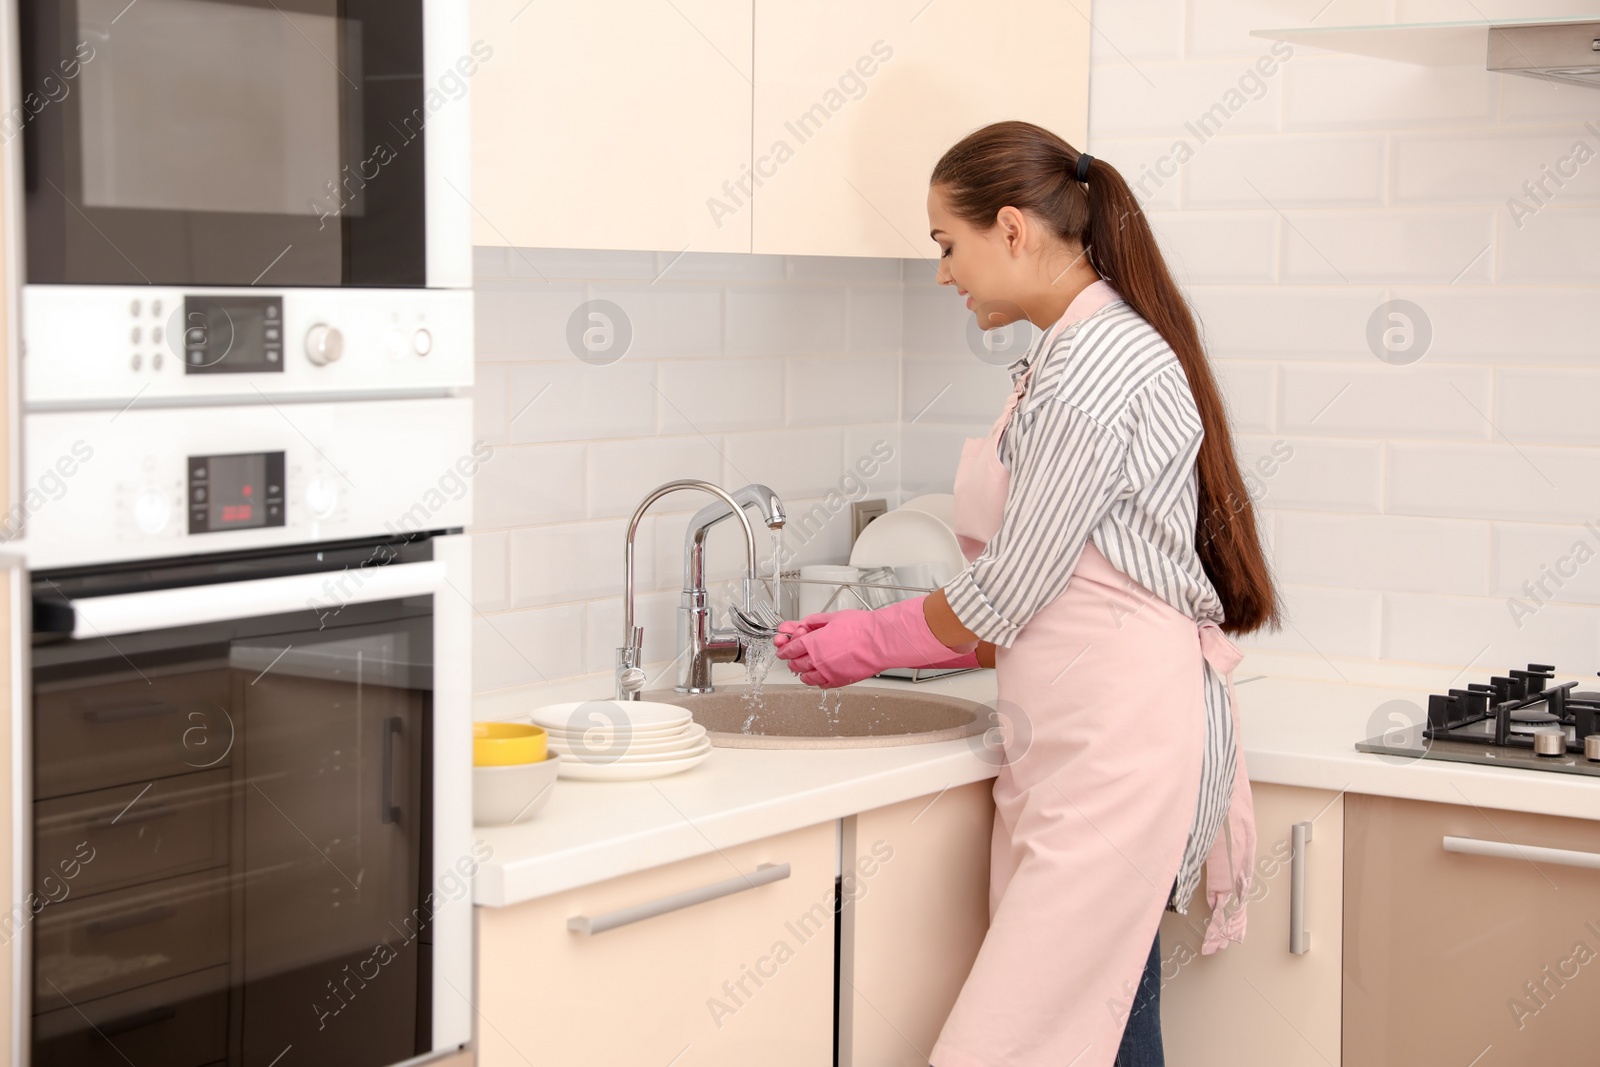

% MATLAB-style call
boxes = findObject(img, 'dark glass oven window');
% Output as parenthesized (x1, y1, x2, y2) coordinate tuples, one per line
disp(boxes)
(20, 0, 426, 286)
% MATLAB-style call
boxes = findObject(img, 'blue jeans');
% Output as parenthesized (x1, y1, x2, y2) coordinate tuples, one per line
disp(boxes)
(1113, 927, 1164, 1066)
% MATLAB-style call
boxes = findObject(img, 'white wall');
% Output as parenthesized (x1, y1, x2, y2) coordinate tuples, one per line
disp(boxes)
(469, 248, 903, 694)
(1083, 0, 1600, 671)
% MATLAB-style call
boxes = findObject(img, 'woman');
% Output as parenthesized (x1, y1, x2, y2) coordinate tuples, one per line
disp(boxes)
(773, 121, 1279, 1067)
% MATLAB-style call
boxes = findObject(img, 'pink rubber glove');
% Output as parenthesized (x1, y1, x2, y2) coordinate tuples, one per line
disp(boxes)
(772, 595, 978, 688)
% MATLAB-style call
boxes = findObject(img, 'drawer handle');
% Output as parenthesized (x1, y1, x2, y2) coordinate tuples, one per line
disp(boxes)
(1443, 835, 1600, 871)
(87, 905, 179, 936)
(567, 862, 791, 936)
(82, 702, 179, 724)
(95, 1005, 176, 1038)
(1289, 821, 1312, 955)
(89, 804, 176, 830)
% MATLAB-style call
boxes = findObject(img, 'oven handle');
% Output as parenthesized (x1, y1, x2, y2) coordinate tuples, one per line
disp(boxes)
(50, 561, 449, 639)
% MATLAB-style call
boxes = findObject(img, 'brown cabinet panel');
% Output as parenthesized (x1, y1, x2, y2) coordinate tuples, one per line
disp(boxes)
(34, 669, 232, 799)
(34, 869, 230, 1012)
(32, 964, 229, 1067)
(34, 767, 231, 899)
(1344, 793, 1600, 1065)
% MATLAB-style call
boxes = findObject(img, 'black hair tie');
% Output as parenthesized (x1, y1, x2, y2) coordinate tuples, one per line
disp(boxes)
(1074, 153, 1094, 184)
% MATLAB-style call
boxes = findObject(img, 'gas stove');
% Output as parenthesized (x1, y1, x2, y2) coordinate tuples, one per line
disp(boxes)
(1355, 663, 1600, 777)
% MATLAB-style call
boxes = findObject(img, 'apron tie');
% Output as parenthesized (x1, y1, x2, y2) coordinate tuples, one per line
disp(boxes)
(1197, 621, 1255, 955)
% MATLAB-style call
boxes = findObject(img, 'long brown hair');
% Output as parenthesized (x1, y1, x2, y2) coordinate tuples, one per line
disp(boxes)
(931, 120, 1279, 634)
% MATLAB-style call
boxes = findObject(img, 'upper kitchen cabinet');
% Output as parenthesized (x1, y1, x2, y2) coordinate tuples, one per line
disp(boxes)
(749, 0, 1089, 258)
(470, 0, 754, 253)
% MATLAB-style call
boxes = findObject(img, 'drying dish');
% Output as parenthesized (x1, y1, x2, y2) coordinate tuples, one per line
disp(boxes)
(473, 753, 561, 826)
(899, 493, 957, 531)
(529, 699, 712, 780)
(529, 699, 690, 734)
(849, 503, 966, 588)
(554, 746, 711, 781)
(546, 722, 709, 756)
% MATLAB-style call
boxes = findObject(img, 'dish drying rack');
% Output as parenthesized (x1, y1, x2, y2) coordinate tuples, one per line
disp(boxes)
(759, 568, 979, 683)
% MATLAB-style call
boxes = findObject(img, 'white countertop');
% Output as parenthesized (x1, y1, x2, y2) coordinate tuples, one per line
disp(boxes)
(471, 651, 1600, 908)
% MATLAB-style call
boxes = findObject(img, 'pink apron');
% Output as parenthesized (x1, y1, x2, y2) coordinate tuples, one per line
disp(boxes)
(930, 312, 1254, 1067)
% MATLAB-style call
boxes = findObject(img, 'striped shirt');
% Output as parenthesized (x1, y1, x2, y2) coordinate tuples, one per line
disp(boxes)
(942, 286, 1234, 914)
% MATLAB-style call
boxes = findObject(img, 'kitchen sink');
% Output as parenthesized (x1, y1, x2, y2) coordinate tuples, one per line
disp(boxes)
(640, 684, 991, 749)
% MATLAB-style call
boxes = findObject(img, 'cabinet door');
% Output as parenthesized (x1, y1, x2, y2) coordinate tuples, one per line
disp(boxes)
(471, 0, 753, 253)
(477, 819, 836, 1066)
(839, 780, 993, 1067)
(751, 0, 1089, 258)
(1157, 783, 1343, 1067)
(1344, 793, 1600, 1065)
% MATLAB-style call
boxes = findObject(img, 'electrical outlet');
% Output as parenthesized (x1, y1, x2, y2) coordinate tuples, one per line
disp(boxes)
(851, 498, 888, 545)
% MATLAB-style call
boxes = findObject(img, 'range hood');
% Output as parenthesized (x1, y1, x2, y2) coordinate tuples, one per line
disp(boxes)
(1488, 21, 1600, 89)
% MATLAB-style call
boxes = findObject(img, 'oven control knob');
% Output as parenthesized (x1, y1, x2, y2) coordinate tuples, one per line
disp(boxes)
(133, 490, 170, 534)
(305, 476, 338, 518)
(305, 324, 344, 366)
(412, 327, 433, 356)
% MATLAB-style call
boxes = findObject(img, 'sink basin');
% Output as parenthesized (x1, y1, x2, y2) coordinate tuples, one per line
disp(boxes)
(641, 684, 990, 749)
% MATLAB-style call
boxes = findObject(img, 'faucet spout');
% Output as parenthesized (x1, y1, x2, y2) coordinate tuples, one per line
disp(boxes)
(682, 482, 786, 593)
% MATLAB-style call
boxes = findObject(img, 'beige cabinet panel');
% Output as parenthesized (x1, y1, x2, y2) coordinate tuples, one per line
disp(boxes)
(471, 0, 753, 253)
(839, 780, 992, 1067)
(477, 819, 836, 1067)
(1158, 783, 1343, 1067)
(751, 0, 1090, 258)
(1345, 793, 1600, 1066)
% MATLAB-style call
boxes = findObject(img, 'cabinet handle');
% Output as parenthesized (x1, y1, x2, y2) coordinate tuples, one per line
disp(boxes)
(381, 716, 403, 825)
(95, 1005, 176, 1038)
(82, 702, 179, 724)
(89, 804, 175, 830)
(1443, 835, 1600, 871)
(1289, 821, 1312, 955)
(87, 904, 179, 936)
(567, 862, 791, 936)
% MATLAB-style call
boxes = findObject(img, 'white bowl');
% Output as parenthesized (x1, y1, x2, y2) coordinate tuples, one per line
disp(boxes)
(849, 506, 965, 588)
(473, 753, 560, 827)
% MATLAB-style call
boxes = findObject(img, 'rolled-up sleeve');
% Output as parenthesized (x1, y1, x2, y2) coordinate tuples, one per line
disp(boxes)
(942, 397, 1128, 647)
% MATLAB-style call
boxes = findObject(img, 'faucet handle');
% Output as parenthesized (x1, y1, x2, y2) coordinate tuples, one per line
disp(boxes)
(615, 627, 646, 699)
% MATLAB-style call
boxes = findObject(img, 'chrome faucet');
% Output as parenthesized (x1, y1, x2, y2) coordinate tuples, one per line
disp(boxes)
(618, 480, 787, 699)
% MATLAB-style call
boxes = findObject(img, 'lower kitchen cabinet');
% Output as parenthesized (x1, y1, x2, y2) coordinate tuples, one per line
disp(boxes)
(1158, 783, 1344, 1067)
(475, 819, 837, 1066)
(839, 780, 993, 1067)
(1344, 793, 1600, 1065)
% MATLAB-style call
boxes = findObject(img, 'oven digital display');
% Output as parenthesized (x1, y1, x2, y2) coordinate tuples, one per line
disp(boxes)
(189, 452, 286, 534)
(183, 296, 284, 374)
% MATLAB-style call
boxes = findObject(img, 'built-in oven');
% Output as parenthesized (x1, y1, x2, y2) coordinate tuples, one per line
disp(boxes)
(15, 0, 474, 410)
(13, 397, 477, 1065)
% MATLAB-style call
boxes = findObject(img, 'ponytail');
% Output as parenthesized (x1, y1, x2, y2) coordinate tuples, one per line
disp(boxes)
(931, 121, 1279, 634)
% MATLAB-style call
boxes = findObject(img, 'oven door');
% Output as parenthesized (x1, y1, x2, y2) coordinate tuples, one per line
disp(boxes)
(19, 0, 471, 288)
(25, 534, 472, 1066)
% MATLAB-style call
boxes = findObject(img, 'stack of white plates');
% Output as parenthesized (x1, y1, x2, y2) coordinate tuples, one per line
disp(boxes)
(528, 700, 711, 781)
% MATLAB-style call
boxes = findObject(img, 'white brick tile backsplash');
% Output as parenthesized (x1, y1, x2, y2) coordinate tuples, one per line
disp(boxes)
(658, 359, 785, 434)
(585, 591, 681, 675)
(1086, 0, 1185, 63)
(1081, 138, 1184, 210)
(1214, 360, 1276, 433)
(786, 256, 903, 285)
(1381, 592, 1599, 670)
(1490, 522, 1600, 607)
(506, 246, 660, 281)
(1497, 368, 1600, 445)
(1241, 436, 1382, 512)
(724, 427, 847, 499)
(901, 423, 979, 496)
(653, 251, 788, 283)
(902, 282, 973, 358)
(1498, 72, 1600, 124)
(472, 530, 510, 612)
(471, 363, 511, 445)
(904, 357, 1014, 424)
(1184, 0, 1386, 60)
(1088, 62, 1284, 141)
(1278, 363, 1492, 440)
(1281, 210, 1495, 284)
(473, 444, 586, 529)
(1395, 131, 1600, 206)
(1188, 285, 1387, 357)
(848, 286, 904, 355)
(586, 284, 724, 358)
(1182, 135, 1386, 208)
(474, 283, 587, 361)
(1284, 57, 1498, 129)
(1388, 443, 1600, 524)
(1273, 512, 1490, 595)
(509, 519, 645, 608)
(1149, 211, 1279, 284)
(727, 286, 848, 357)
(1412, 287, 1600, 364)
(587, 436, 727, 520)
(472, 605, 584, 692)
(1499, 209, 1600, 284)
(1396, 0, 1598, 23)
(785, 357, 898, 426)
(1236, 584, 1382, 660)
(507, 361, 658, 443)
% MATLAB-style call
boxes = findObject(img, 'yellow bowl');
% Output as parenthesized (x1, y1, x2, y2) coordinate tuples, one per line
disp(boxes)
(473, 722, 548, 766)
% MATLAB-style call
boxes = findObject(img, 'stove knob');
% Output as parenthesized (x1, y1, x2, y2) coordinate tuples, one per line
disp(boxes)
(412, 327, 433, 356)
(133, 490, 170, 534)
(304, 476, 338, 518)
(1587, 734, 1600, 762)
(1533, 730, 1566, 757)
(305, 324, 344, 366)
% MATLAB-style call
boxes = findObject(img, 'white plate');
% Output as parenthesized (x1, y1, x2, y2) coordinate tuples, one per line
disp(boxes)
(529, 700, 691, 733)
(849, 506, 965, 588)
(548, 723, 708, 756)
(554, 736, 713, 765)
(899, 493, 956, 531)
(555, 746, 712, 780)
